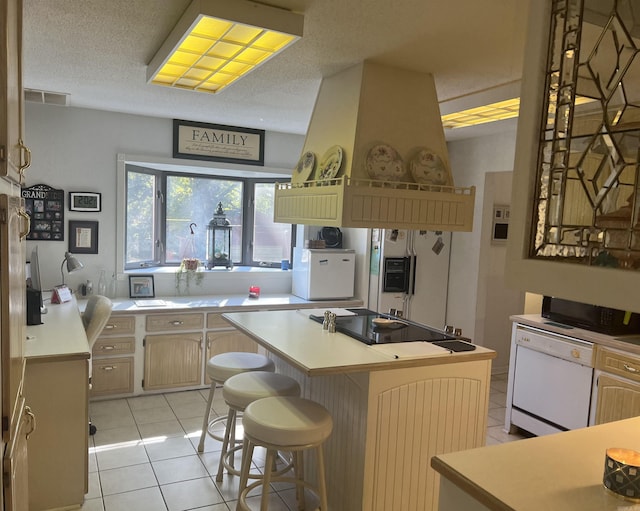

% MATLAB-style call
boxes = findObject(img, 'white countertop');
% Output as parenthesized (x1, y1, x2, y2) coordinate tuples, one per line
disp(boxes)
(82, 294, 363, 314)
(223, 309, 496, 376)
(25, 296, 90, 360)
(432, 416, 640, 511)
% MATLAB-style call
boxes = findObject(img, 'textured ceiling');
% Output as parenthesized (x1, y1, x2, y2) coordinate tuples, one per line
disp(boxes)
(22, 0, 529, 139)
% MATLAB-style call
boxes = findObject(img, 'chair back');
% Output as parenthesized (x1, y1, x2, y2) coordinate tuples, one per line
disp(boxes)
(83, 295, 113, 349)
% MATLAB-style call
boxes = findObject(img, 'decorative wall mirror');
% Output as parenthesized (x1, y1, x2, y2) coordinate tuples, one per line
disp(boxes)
(531, 0, 640, 270)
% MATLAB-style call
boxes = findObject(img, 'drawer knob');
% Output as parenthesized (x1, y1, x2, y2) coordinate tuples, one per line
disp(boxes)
(101, 366, 116, 371)
(170, 320, 184, 326)
(100, 345, 115, 351)
(104, 324, 116, 330)
(571, 349, 580, 359)
(623, 363, 639, 374)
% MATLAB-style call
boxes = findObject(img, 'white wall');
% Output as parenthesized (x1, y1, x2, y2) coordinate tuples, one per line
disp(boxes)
(475, 171, 525, 372)
(23, 102, 526, 362)
(24, 103, 305, 296)
(446, 130, 526, 370)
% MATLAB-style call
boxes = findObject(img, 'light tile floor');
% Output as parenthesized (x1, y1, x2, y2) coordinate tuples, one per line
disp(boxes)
(82, 373, 528, 511)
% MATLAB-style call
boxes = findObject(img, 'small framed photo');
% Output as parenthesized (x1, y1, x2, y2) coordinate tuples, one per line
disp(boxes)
(69, 192, 101, 212)
(129, 275, 155, 298)
(68, 220, 98, 254)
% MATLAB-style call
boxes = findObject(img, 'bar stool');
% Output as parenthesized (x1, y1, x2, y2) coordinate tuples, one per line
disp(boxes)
(197, 352, 275, 453)
(237, 396, 333, 511)
(217, 371, 301, 482)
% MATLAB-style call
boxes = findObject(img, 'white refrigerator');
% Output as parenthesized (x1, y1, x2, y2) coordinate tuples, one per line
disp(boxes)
(292, 248, 356, 300)
(368, 229, 451, 328)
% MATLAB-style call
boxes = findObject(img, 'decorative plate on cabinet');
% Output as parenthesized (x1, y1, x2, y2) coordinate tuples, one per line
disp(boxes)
(292, 151, 316, 184)
(365, 144, 406, 181)
(409, 148, 452, 186)
(316, 146, 344, 181)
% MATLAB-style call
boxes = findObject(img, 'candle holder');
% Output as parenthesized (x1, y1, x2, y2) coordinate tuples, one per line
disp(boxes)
(603, 448, 640, 502)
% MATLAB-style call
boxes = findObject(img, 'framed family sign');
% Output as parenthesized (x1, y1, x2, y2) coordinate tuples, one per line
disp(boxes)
(173, 119, 265, 166)
(21, 184, 64, 241)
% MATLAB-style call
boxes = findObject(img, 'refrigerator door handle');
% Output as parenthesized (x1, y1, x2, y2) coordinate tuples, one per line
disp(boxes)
(410, 255, 417, 295)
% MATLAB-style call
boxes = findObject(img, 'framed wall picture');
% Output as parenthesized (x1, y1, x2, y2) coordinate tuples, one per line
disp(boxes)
(21, 183, 64, 240)
(68, 220, 98, 254)
(129, 275, 155, 298)
(69, 192, 101, 212)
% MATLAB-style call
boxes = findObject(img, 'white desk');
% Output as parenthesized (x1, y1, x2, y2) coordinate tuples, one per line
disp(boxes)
(25, 296, 90, 511)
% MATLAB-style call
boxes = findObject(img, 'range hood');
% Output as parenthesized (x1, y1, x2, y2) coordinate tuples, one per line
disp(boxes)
(274, 60, 475, 231)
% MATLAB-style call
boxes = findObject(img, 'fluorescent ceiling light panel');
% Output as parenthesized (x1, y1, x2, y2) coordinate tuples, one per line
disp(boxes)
(442, 96, 596, 129)
(147, 0, 303, 94)
(441, 98, 521, 129)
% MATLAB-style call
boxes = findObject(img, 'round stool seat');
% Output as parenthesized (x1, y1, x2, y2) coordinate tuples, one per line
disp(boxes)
(206, 352, 275, 383)
(243, 396, 333, 447)
(223, 371, 300, 411)
(197, 352, 274, 454)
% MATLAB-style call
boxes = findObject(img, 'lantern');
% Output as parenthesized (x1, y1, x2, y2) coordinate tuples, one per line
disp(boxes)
(206, 202, 233, 269)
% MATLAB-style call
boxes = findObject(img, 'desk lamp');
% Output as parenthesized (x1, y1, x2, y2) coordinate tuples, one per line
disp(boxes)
(60, 251, 84, 286)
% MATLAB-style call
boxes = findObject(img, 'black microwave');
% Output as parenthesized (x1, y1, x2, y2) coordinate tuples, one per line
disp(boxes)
(542, 296, 640, 335)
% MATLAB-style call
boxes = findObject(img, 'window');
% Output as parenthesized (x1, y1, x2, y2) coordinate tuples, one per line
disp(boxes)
(125, 164, 293, 269)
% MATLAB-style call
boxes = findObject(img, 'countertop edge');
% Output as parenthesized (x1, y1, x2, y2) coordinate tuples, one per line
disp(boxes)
(431, 456, 515, 511)
(98, 295, 364, 314)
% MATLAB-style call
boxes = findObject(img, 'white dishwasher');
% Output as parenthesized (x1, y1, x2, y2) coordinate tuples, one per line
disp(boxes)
(505, 324, 595, 437)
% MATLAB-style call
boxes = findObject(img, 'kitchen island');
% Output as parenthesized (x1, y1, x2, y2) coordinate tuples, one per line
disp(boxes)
(223, 309, 496, 511)
(431, 416, 640, 511)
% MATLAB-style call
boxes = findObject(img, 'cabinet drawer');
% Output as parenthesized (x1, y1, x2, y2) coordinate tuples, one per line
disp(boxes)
(596, 347, 640, 383)
(91, 357, 134, 397)
(207, 310, 258, 329)
(100, 315, 135, 336)
(207, 313, 233, 329)
(146, 313, 204, 332)
(93, 337, 135, 356)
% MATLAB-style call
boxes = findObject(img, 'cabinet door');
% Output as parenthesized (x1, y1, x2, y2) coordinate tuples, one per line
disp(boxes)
(3, 398, 32, 511)
(144, 333, 202, 390)
(0, 195, 27, 442)
(205, 330, 258, 384)
(0, 0, 28, 184)
(595, 373, 640, 425)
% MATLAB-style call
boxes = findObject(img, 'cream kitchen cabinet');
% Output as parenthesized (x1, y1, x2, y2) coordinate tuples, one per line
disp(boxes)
(205, 312, 259, 383)
(143, 312, 204, 391)
(91, 315, 136, 397)
(592, 346, 640, 425)
(3, 397, 31, 511)
(1, 0, 30, 185)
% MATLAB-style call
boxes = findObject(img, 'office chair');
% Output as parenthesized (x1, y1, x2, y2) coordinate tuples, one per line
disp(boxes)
(82, 295, 113, 435)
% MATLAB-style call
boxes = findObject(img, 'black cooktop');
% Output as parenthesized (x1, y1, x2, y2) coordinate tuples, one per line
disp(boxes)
(310, 309, 467, 347)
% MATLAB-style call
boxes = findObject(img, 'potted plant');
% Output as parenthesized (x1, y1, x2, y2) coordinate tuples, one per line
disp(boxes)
(175, 257, 204, 295)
